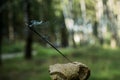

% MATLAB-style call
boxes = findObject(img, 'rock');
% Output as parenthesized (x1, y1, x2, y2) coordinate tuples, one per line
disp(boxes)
(49, 62, 90, 80)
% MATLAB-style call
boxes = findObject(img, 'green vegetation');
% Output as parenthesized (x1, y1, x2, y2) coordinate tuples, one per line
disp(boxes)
(2, 41, 25, 53)
(1, 46, 120, 80)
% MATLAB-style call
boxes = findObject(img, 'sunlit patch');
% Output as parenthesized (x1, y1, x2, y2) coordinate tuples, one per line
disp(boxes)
(74, 34, 80, 43)
(110, 39, 116, 49)
(65, 18, 74, 31)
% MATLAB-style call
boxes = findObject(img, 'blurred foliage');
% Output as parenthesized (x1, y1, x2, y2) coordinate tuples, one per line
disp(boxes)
(2, 41, 25, 53)
(1, 0, 120, 47)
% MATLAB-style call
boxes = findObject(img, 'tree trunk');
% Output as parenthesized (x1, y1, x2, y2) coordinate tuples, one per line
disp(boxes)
(71, 30, 76, 48)
(0, 26, 1, 65)
(61, 28, 69, 47)
(61, 21, 69, 47)
(24, 0, 33, 60)
(62, 0, 75, 47)
(95, 0, 105, 45)
(107, 0, 119, 47)
(93, 21, 98, 38)
(0, 0, 4, 66)
(8, 0, 14, 42)
(116, 1, 120, 46)
(0, 31, 2, 65)
(25, 30, 33, 59)
(80, 0, 86, 26)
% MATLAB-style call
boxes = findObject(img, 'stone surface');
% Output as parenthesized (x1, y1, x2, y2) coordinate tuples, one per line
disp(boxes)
(49, 62, 90, 80)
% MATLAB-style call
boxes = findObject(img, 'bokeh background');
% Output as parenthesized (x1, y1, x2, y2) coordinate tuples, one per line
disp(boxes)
(0, 0, 120, 80)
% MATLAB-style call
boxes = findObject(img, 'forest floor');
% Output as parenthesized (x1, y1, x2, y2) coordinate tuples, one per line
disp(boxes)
(0, 46, 120, 80)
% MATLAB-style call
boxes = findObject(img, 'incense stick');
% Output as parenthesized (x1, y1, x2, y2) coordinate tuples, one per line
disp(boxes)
(27, 24, 72, 63)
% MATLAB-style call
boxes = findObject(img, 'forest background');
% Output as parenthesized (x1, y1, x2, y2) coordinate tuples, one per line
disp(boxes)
(0, 0, 120, 80)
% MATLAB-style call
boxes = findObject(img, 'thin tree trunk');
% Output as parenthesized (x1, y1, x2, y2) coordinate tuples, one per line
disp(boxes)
(62, 0, 77, 47)
(93, 21, 98, 38)
(61, 15, 69, 47)
(95, 0, 104, 45)
(60, 16, 69, 48)
(8, 0, 14, 41)
(0, 0, 4, 66)
(80, 0, 86, 26)
(107, 0, 119, 47)
(61, 0, 70, 47)
(79, 0, 88, 46)
(116, 1, 120, 46)
(71, 30, 76, 48)
(0, 38, 2, 65)
(61, 27, 69, 47)
(24, 0, 33, 60)
(25, 30, 33, 59)
(0, 18, 3, 65)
